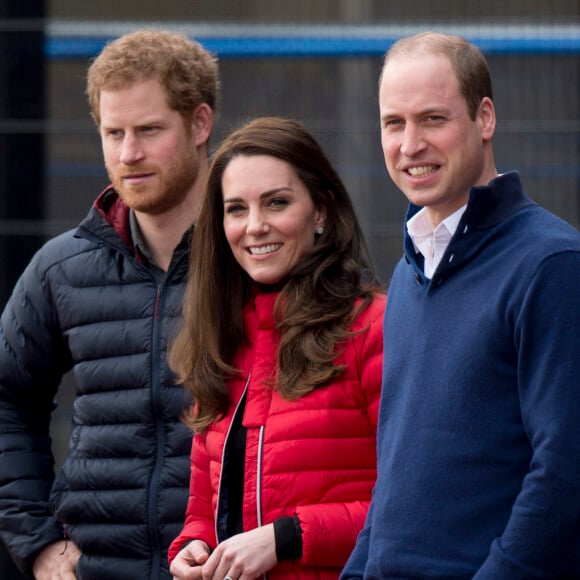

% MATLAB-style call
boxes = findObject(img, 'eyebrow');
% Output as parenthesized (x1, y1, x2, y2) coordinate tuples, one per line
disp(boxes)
(380, 112, 398, 122)
(381, 106, 447, 119)
(100, 118, 165, 131)
(223, 186, 294, 204)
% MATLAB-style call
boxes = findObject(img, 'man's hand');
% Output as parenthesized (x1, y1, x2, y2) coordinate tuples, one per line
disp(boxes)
(170, 540, 211, 580)
(33, 540, 80, 580)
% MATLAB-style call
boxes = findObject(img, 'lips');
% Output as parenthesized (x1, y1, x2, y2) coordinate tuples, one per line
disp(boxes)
(407, 165, 438, 177)
(123, 172, 154, 180)
(248, 243, 282, 255)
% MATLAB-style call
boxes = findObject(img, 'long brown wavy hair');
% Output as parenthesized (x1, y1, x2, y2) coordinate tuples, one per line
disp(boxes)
(170, 117, 382, 433)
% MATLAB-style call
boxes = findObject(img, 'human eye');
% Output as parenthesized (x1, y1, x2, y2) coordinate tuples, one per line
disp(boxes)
(224, 203, 246, 215)
(104, 128, 123, 139)
(424, 114, 446, 124)
(140, 125, 160, 136)
(268, 197, 289, 209)
(382, 117, 403, 131)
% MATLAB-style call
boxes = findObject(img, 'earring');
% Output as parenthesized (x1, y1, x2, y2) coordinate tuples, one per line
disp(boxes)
(315, 225, 324, 235)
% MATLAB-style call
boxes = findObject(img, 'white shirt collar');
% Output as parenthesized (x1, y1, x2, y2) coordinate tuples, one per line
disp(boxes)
(407, 205, 467, 278)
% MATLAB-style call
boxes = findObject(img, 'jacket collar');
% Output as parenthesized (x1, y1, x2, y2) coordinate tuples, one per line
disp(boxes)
(75, 186, 192, 264)
(93, 186, 133, 248)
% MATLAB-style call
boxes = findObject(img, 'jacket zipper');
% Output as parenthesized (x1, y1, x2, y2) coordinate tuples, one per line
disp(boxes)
(146, 255, 185, 579)
(215, 375, 250, 543)
(147, 280, 164, 579)
(257, 425, 267, 580)
(214, 377, 268, 579)
(256, 425, 265, 528)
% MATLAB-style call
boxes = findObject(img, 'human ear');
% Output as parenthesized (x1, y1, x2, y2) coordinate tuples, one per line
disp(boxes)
(478, 97, 496, 141)
(315, 206, 327, 228)
(190, 103, 213, 146)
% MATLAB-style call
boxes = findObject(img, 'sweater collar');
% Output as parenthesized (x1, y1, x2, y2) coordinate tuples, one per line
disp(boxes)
(402, 171, 536, 285)
(404, 171, 534, 231)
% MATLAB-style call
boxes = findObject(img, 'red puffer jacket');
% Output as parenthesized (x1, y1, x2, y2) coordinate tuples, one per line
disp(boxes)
(169, 291, 385, 578)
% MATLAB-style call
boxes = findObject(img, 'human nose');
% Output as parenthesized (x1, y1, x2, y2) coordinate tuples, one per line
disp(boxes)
(119, 133, 145, 165)
(400, 123, 426, 157)
(246, 208, 269, 235)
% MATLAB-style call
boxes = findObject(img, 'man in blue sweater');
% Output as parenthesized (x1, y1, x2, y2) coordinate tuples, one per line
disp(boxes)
(343, 31, 580, 579)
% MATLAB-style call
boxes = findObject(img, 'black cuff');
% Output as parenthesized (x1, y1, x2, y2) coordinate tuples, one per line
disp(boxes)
(273, 516, 303, 562)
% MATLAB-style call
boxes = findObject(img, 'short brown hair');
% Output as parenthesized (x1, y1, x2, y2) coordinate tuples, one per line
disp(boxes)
(86, 29, 219, 124)
(381, 31, 493, 120)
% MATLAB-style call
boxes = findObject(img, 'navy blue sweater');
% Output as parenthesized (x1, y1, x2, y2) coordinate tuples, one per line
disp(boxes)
(0, 188, 192, 579)
(343, 172, 580, 579)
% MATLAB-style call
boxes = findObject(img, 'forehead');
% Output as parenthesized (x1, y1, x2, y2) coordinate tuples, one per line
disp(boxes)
(222, 155, 298, 193)
(99, 78, 172, 123)
(224, 154, 294, 177)
(379, 53, 463, 111)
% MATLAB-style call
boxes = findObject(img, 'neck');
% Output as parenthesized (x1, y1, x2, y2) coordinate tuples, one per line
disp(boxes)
(133, 207, 189, 271)
(134, 163, 208, 271)
(426, 160, 499, 229)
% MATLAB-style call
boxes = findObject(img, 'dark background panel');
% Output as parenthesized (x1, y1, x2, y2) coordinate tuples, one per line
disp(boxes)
(1, 2, 579, 576)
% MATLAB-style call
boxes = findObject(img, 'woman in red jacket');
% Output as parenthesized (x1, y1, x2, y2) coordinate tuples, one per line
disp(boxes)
(169, 117, 385, 580)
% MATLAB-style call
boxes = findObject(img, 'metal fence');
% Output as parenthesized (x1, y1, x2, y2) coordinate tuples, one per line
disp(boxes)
(0, 11, 579, 577)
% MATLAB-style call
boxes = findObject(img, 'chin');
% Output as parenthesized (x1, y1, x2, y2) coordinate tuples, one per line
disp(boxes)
(250, 272, 287, 287)
(254, 277, 282, 286)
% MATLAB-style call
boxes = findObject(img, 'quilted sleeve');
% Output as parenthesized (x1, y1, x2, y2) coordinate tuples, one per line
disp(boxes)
(0, 249, 71, 575)
(168, 431, 218, 563)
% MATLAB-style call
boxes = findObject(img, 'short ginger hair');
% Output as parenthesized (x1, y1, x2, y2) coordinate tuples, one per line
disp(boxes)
(86, 29, 219, 125)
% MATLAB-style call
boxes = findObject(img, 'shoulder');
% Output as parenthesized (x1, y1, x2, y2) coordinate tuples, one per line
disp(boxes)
(32, 226, 100, 270)
(503, 207, 580, 287)
(509, 204, 580, 250)
(11, 229, 98, 294)
(345, 294, 386, 357)
(352, 294, 387, 329)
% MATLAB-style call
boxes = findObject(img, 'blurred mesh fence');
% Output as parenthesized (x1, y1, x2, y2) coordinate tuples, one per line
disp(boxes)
(3, 17, 580, 307)
(1, 3, 579, 473)
(0, 7, 579, 576)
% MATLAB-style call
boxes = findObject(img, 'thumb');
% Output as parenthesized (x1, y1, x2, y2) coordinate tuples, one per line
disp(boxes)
(193, 547, 210, 564)
(187, 540, 210, 565)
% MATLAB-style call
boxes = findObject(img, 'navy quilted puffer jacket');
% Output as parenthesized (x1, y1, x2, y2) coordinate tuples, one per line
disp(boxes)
(0, 187, 193, 579)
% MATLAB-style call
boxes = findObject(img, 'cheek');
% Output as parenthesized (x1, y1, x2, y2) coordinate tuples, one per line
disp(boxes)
(102, 144, 120, 169)
(223, 219, 241, 249)
(381, 135, 398, 161)
(380, 132, 388, 153)
(297, 223, 317, 252)
(161, 140, 185, 163)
